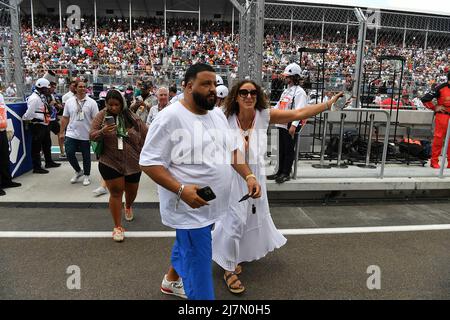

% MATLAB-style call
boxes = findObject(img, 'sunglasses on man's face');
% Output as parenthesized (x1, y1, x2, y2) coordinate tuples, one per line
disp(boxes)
(238, 89, 258, 98)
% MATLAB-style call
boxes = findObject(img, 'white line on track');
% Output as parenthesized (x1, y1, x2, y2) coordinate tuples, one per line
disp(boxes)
(1, 224, 450, 238)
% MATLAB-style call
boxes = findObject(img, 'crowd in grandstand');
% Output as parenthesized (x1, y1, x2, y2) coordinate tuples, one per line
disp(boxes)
(0, 15, 448, 99)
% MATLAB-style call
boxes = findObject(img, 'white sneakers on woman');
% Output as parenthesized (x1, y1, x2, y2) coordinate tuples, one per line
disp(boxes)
(112, 227, 125, 242)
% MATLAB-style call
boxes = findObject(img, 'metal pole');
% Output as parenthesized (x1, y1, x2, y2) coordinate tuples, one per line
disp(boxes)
(290, 9, 293, 42)
(94, 0, 97, 38)
(374, 26, 378, 47)
(59, 0, 62, 34)
(3, 45, 12, 84)
(254, 0, 264, 85)
(164, 0, 167, 38)
(30, 0, 34, 34)
(231, 6, 234, 41)
(345, 21, 349, 46)
(403, 18, 407, 48)
(198, 0, 201, 35)
(292, 130, 301, 179)
(439, 119, 450, 178)
(358, 113, 377, 169)
(331, 113, 348, 168)
(353, 8, 367, 109)
(321, 13, 325, 45)
(312, 112, 332, 169)
(10, 0, 24, 99)
(129, 0, 132, 39)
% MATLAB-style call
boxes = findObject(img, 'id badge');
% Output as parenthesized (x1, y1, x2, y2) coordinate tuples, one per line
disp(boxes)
(118, 137, 124, 150)
(77, 111, 84, 121)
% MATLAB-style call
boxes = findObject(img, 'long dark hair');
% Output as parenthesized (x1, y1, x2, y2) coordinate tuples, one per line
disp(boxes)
(224, 80, 268, 118)
(105, 89, 137, 130)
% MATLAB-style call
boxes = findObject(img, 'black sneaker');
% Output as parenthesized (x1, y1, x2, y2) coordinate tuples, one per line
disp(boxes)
(267, 173, 280, 180)
(0, 189, 5, 196)
(275, 174, 290, 184)
(1, 181, 21, 188)
(45, 162, 61, 168)
(33, 168, 49, 174)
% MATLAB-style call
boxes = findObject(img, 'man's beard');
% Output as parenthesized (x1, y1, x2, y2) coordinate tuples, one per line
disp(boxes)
(193, 91, 216, 111)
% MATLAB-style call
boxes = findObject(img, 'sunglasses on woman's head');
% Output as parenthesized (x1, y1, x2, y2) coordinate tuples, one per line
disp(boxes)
(238, 89, 258, 98)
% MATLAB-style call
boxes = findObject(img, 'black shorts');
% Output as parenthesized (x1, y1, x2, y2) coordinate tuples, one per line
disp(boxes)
(98, 162, 141, 183)
(49, 120, 60, 135)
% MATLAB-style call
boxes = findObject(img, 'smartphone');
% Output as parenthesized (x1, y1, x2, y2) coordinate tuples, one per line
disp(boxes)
(105, 116, 115, 125)
(197, 186, 216, 202)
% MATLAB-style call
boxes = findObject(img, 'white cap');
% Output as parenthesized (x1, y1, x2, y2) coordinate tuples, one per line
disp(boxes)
(282, 63, 302, 77)
(216, 85, 229, 99)
(216, 74, 224, 86)
(35, 78, 51, 89)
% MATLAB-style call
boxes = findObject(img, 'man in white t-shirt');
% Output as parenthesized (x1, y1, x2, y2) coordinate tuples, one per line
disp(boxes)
(169, 80, 185, 105)
(139, 64, 261, 300)
(146, 87, 169, 126)
(268, 63, 307, 183)
(62, 80, 77, 106)
(59, 80, 99, 186)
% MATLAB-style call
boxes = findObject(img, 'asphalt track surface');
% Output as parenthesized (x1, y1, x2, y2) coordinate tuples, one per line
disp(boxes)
(1, 200, 450, 300)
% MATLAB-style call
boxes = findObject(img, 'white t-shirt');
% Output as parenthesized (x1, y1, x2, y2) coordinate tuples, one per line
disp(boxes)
(274, 85, 307, 129)
(62, 91, 75, 105)
(169, 93, 184, 105)
(146, 105, 161, 126)
(63, 95, 99, 141)
(139, 101, 239, 230)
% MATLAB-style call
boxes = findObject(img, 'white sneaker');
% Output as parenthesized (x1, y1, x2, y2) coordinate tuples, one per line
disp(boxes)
(124, 204, 134, 222)
(83, 176, 91, 186)
(112, 227, 125, 242)
(70, 170, 84, 184)
(161, 274, 187, 299)
(93, 186, 108, 196)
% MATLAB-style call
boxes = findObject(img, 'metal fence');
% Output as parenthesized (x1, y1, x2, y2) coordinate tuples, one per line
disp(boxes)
(0, 0, 24, 101)
(263, 2, 450, 96)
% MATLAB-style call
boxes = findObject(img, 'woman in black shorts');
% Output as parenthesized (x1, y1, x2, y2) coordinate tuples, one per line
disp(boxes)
(90, 90, 148, 242)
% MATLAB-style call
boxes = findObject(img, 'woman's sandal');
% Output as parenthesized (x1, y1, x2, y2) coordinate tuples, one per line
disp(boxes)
(235, 265, 242, 275)
(224, 271, 245, 294)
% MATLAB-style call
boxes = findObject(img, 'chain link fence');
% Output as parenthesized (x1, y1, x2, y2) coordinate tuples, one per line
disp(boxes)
(264, 2, 450, 100)
(0, 1, 14, 94)
(0, 0, 24, 101)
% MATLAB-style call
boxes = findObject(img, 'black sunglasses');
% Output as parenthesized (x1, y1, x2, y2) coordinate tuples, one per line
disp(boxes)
(238, 89, 258, 98)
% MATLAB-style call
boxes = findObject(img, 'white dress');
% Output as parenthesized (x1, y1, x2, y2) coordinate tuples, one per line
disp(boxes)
(212, 108, 287, 272)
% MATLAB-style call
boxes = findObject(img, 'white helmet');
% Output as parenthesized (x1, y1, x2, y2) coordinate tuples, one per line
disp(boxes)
(35, 78, 51, 89)
(216, 74, 224, 86)
(216, 85, 229, 99)
(282, 63, 302, 77)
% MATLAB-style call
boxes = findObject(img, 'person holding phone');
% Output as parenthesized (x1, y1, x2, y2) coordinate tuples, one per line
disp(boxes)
(139, 64, 261, 300)
(212, 80, 344, 294)
(90, 90, 148, 242)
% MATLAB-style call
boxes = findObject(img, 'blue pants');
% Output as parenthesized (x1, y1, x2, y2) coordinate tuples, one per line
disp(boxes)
(171, 225, 215, 300)
(64, 137, 91, 175)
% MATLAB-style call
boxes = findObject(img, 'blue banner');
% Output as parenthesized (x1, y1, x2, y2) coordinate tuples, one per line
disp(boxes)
(6, 103, 32, 178)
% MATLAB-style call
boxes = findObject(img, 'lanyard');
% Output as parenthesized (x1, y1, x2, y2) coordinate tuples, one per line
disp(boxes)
(76, 98, 86, 114)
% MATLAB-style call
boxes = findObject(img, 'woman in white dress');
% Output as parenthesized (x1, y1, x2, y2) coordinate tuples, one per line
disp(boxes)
(212, 80, 344, 294)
